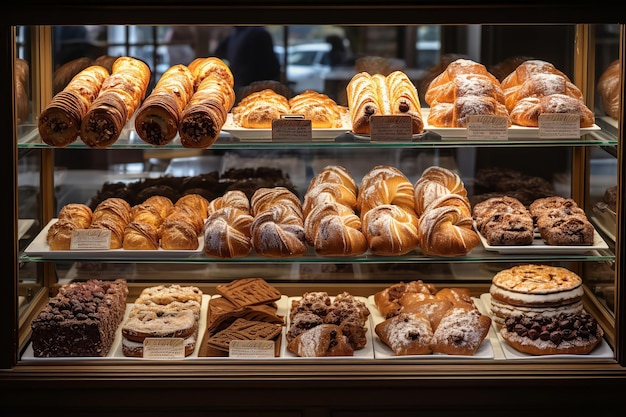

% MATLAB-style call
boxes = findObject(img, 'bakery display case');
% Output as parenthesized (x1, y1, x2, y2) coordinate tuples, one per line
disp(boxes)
(3, 1, 626, 415)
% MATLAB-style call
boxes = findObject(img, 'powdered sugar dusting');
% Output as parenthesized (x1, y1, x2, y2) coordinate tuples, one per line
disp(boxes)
(431, 308, 485, 353)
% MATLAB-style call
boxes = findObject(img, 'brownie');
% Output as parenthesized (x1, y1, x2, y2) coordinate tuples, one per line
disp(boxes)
(30, 279, 128, 357)
(479, 212, 535, 245)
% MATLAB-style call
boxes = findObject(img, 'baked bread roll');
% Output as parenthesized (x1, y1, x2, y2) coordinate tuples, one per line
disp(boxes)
(426, 58, 500, 93)
(417, 196, 480, 257)
(361, 204, 419, 256)
(178, 76, 235, 148)
(232, 89, 291, 128)
(203, 207, 253, 258)
(39, 65, 110, 147)
(302, 182, 358, 218)
(250, 186, 303, 218)
(303, 201, 367, 256)
(597, 59, 620, 119)
(251, 204, 307, 258)
(80, 56, 151, 148)
(307, 165, 358, 197)
(207, 190, 251, 215)
(346, 70, 424, 134)
(358, 165, 415, 216)
(288, 90, 347, 128)
(134, 64, 195, 146)
(508, 94, 595, 127)
(414, 166, 468, 216)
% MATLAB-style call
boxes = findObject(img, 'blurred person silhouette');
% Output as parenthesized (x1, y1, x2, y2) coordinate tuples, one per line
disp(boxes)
(214, 26, 281, 95)
(165, 26, 197, 66)
(325, 34, 353, 67)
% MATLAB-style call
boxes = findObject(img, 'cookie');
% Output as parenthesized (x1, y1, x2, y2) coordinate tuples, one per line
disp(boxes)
(216, 277, 282, 307)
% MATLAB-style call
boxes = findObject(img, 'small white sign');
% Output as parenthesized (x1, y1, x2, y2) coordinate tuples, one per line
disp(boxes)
(466, 115, 509, 140)
(229, 340, 276, 358)
(272, 117, 312, 141)
(369, 115, 413, 141)
(70, 228, 111, 250)
(143, 338, 186, 359)
(538, 113, 580, 138)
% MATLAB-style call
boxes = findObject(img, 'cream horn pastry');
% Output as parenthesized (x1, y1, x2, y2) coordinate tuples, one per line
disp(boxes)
(38, 65, 109, 147)
(134, 64, 195, 146)
(187, 56, 235, 89)
(178, 77, 235, 148)
(80, 56, 151, 148)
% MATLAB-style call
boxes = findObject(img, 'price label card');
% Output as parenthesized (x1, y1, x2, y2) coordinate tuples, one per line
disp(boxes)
(466, 115, 509, 140)
(369, 115, 413, 141)
(538, 113, 580, 138)
(272, 116, 312, 141)
(229, 340, 276, 358)
(143, 338, 186, 359)
(70, 228, 111, 250)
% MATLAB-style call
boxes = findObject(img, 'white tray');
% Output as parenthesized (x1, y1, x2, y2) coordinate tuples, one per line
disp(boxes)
(222, 113, 350, 141)
(475, 224, 608, 255)
(479, 293, 614, 360)
(281, 295, 375, 359)
(367, 295, 495, 359)
(23, 219, 204, 259)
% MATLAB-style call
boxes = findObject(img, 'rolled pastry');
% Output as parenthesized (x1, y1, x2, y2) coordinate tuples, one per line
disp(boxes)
(134, 64, 195, 146)
(80, 56, 151, 148)
(38, 65, 109, 147)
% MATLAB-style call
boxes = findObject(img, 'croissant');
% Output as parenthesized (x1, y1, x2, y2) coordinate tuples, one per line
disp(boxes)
(303, 202, 367, 256)
(508, 94, 595, 127)
(361, 204, 419, 256)
(92, 197, 132, 225)
(287, 324, 354, 357)
(134, 64, 195, 146)
(123, 221, 160, 250)
(130, 204, 164, 229)
(187, 56, 235, 89)
(165, 205, 204, 236)
(346, 72, 381, 134)
(503, 72, 584, 112)
(178, 76, 235, 148)
(80, 56, 151, 148)
(597, 59, 620, 119)
(207, 190, 251, 216)
(232, 89, 291, 128)
(500, 59, 570, 91)
(38, 65, 110, 147)
(251, 205, 307, 258)
(426, 59, 500, 92)
(203, 207, 253, 258)
(385, 70, 424, 133)
(175, 193, 209, 219)
(47, 219, 81, 250)
(418, 204, 479, 257)
(159, 219, 199, 250)
(89, 217, 126, 249)
(141, 195, 174, 219)
(57, 203, 93, 229)
(425, 73, 505, 107)
(357, 165, 415, 216)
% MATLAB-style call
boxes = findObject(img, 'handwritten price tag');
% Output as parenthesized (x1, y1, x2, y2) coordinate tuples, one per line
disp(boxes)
(539, 114, 580, 138)
(70, 228, 111, 250)
(369, 115, 413, 141)
(466, 115, 508, 140)
(229, 340, 276, 358)
(272, 116, 312, 141)
(143, 338, 186, 359)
